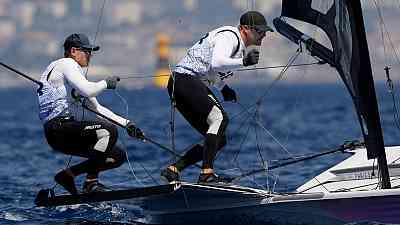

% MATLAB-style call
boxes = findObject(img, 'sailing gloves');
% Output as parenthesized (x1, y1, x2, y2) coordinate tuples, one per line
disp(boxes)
(126, 122, 145, 140)
(243, 49, 260, 67)
(105, 76, 120, 89)
(221, 85, 237, 102)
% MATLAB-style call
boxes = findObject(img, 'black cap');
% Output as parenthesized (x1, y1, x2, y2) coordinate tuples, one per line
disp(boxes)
(63, 33, 100, 51)
(240, 11, 274, 32)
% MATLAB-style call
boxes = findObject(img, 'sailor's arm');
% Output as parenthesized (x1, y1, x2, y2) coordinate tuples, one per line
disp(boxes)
(211, 33, 241, 102)
(63, 60, 109, 97)
(211, 32, 243, 72)
(86, 97, 130, 126)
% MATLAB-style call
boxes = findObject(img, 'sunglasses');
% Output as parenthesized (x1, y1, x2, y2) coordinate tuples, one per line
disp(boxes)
(251, 27, 265, 35)
(74, 47, 92, 55)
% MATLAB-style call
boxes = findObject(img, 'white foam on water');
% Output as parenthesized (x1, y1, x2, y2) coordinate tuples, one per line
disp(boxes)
(2, 212, 28, 221)
(55, 203, 87, 211)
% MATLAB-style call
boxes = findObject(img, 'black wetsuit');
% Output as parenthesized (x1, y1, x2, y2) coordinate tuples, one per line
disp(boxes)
(44, 116, 126, 177)
(38, 58, 128, 179)
(168, 73, 228, 170)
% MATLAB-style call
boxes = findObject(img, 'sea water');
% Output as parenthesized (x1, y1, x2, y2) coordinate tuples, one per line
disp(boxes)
(0, 83, 398, 225)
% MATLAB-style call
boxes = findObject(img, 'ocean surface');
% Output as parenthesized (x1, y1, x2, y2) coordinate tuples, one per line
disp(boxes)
(0, 82, 399, 225)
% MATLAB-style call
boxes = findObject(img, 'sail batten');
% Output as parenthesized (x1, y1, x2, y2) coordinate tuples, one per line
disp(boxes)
(276, 0, 390, 188)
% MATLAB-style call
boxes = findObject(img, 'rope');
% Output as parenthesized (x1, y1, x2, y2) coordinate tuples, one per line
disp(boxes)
(230, 47, 302, 122)
(229, 140, 360, 183)
(216, 48, 303, 186)
(117, 62, 323, 80)
(93, 0, 106, 45)
(373, 0, 400, 66)
(373, 0, 400, 133)
(223, 48, 301, 163)
(169, 64, 178, 163)
(114, 89, 151, 186)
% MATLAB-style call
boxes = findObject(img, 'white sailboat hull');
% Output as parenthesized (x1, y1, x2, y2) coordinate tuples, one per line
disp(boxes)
(297, 146, 400, 193)
(131, 146, 400, 224)
(35, 147, 400, 224)
(132, 182, 400, 225)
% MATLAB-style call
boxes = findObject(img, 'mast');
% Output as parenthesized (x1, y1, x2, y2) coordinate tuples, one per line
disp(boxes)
(274, 0, 391, 188)
(349, 0, 391, 189)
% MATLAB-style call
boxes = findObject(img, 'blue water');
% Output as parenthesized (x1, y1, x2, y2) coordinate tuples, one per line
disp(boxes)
(0, 83, 398, 225)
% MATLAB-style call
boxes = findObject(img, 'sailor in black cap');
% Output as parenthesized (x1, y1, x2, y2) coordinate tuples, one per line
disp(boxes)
(161, 11, 273, 184)
(38, 33, 144, 195)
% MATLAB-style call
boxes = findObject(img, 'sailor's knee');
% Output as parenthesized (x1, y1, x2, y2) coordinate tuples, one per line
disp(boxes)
(207, 106, 228, 135)
(94, 123, 119, 153)
(106, 146, 126, 168)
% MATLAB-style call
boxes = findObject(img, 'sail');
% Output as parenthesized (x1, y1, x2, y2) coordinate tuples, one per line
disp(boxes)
(275, 0, 385, 160)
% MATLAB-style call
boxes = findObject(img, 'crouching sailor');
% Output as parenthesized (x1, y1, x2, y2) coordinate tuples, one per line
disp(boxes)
(38, 33, 144, 195)
(161, 11, 273, 184)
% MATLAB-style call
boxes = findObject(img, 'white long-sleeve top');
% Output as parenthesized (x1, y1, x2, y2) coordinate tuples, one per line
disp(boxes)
(174, 26, 245, 89)
(37, 58, 129, 126)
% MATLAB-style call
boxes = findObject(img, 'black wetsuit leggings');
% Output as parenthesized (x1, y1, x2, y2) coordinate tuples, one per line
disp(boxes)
(168, 72, 228, 170)
(44, 116, 126, 177)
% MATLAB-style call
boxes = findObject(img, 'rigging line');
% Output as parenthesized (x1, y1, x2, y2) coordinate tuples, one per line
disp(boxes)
(373, 0, 390, 65)
(0, 63, 83, 189)
(225, 49, 303, 164)
(81, 0, 106, 121)
(0, 62, 69, 190)
(235, 62, 323, 72)
(220, 109, 253, 163)
(378, 5, 400, 131)
(51, 156, 72, 190)
(390, 155, 400, 164)
(0, 62, 81, 189)
(232, 115, 253, 163)
(0, 62, 43, 91)
(74, 95, 179, 158)
(304, 176, 400, 193)
(252, 96, 268, 169)
(229, 48, 302, 122)
(83, 0, 106, 78)
(384, 66, 400, 131)
(117, 62, 323, 80)
(114, 90, 129, 117)
(94, 90, 204, 170)
(168, 64, 177, 162)
(254, 112, 267, 169)
(389, 85, 400, 131)
(232, 101, 294, 168)
(121, 138, 145, 186)
(230, 99, 260, 120)
(114, 90, 156, 185)
(229, 142, 356, 182)
(238, 48, 302, 117)
(119, 74, 170, 79)
(137, 160, 160, 185)
(93, 0, 106, 45)
(0, 61, 146, 186)
(85, 0, 105, 77)
(373, 0, 400, 66)
(250, 111, 293, 157)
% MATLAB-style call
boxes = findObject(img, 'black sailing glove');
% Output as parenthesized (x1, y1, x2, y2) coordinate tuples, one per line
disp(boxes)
(105, 76, 120, 89)
(243, 49, 260, 67)
(221, 85, 237, 102)
(126, 122, 145, 140)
